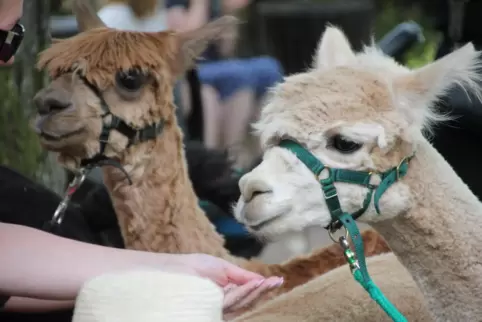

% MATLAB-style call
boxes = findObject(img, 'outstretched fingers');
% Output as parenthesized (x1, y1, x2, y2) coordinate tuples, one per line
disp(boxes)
(222, 277, 284, 313)
(222, 261, 265, 286)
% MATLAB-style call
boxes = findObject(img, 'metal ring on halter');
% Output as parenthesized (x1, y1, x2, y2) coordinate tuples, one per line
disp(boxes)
(329, 225, 349, 243)
(395, 157, 408, 180)
(316, 167, 331, 181)
(51, 201, 68, 225)
(49, 169, 89, 226)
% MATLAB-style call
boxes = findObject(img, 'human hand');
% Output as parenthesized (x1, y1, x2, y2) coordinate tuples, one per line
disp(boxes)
(167, 254, 283, 312)
(222, 278, 282, 313)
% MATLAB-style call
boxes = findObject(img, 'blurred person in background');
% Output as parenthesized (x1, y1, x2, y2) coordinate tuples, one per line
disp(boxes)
(97, 0, 167, 32)
(167, 0, 283, 155)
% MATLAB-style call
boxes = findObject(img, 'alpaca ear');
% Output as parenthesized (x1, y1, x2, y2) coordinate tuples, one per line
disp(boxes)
(174, 15, 240, 73)
(72, 0, 106, 32)
(393, 43, 482, 131)
(313, 26, 356, 69)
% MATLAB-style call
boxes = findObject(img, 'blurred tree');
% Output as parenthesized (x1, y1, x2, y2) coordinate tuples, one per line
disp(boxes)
(241, 0, 440, 68)
(0, 0, 66, 194)
(371, 0, 440, 68)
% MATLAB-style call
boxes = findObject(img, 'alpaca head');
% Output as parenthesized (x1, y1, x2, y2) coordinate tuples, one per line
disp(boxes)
(33, 0, 237, 170)
(234, 26, 482, 239)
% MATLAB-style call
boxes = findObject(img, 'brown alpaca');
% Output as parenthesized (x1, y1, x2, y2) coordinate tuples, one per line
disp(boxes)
(32, 1, 390, 315)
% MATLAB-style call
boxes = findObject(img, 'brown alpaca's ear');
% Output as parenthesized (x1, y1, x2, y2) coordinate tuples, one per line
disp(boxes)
(73, 0, 106, 32)
(174, 15, 240, 73)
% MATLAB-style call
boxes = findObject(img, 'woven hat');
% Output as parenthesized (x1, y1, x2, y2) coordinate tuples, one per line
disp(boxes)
(72, 270, 224, 322)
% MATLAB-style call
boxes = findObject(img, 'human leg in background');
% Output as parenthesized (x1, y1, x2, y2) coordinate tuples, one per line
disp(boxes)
(225, 56, 284, 167)
(244, 56, 285, 166)
(223, 88, 256, 149)
(178, 72, 224, 148)
(201, 84, 224, 149)
(198, 60, 256, 150)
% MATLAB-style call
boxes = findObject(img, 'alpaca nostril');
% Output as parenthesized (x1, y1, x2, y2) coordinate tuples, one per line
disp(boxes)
(45, 97, 71, 113)
(242, 179, 272, 203)
(250, 190, 268, 202)
(34, 90, 72, 115)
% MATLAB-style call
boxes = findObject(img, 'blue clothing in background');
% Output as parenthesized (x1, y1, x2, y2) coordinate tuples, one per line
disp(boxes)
(198, 57, 283, 100)
(165, 0, 284, 100)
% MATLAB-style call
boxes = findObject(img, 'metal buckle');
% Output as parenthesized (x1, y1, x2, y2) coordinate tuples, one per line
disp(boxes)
(395, 157, 408, 180)
(49, 169, 89, 225)
(316, 167, 331, 181)
(323, 189, 338, 199)
(328, 225, 348, 243)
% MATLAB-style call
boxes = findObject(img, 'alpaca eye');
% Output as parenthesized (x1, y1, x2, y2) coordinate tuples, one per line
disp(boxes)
(329, 135, 362, 154)
(115, 69, 147, 92)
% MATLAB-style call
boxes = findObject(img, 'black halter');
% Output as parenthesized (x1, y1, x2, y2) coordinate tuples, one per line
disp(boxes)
(42, 75, 166, 232)
(78, 75, 165, 183)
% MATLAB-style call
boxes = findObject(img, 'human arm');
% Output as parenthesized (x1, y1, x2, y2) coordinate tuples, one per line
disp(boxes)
(3, 297, 73, 313)
(167, 0, 211, 32)
(221, 0, 251, 14)
(0, 223, 280, 309)
(0, 223, 182, 300)
(217, 19, 239, 57)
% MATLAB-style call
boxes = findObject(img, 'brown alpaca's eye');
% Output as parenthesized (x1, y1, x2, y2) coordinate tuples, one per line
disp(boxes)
(329, 135, 362, 154)
(115, 69, 147, 92)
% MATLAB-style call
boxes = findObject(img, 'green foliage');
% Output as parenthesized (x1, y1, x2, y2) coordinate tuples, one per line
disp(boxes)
(0, 0, 66, 192)
(373, 0, 440, 68)
(0, 67, 43, 179)
(309, 0, 441, 68)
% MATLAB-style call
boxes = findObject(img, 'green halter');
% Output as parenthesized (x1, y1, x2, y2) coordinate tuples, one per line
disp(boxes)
(278, 139, 413, 322)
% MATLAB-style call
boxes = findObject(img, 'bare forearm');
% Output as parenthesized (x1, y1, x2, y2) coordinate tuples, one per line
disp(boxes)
(3, 297, 73, 313)
(0, 223, 174, 300)
(185, 0, 210, 30)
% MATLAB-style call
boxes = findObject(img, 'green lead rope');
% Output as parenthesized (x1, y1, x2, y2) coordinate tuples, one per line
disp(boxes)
(278, 139, 410, 322)
(339, 213, 408, 322)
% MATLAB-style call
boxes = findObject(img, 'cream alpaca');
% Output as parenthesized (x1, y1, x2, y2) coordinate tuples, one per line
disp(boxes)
(235, 26, 482, 321)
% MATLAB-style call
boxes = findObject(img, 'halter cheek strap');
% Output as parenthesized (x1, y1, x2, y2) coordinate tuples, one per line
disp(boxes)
(43, 75, 167, 236)
(78, 76, 165, 182)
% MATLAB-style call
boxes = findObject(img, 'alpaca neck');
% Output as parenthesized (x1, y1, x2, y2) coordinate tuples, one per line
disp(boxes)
(372, 138, 482, 321)
(102, 123, 231, 259)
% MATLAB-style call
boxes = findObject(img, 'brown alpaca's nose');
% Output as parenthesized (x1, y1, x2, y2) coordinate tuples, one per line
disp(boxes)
(239, 174, 273, 203)
(34, 88, 72, 115)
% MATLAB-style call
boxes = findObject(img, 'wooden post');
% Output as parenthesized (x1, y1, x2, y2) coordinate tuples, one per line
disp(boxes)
(0, 0, 66, 194)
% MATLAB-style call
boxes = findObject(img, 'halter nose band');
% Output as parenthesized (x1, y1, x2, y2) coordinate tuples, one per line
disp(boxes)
(278, 139, 413, 230)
